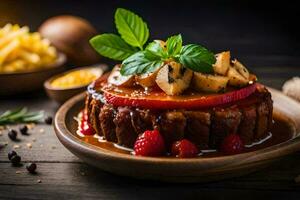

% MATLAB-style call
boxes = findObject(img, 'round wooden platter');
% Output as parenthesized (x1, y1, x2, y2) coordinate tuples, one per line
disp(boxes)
(54, 87, 300, 183)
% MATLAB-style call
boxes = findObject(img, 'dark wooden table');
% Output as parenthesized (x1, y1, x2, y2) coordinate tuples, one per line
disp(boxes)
(1, 66, 300, 200)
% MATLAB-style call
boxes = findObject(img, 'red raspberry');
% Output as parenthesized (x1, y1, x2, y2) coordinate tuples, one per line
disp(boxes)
(220, 134, 244, 155)
(80, 110, 95, 135)
(134, 130, 166, 156)
(171, 139, 199, 158)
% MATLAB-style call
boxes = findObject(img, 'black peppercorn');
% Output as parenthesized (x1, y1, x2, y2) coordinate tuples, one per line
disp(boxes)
(8, 129, 17, 141)
(26, 163, 37, 174)
(8, 150, 17, 160)
(10, 155, 21, 166)
(19, 125, 28, 135)
(45, 116, 53, 125)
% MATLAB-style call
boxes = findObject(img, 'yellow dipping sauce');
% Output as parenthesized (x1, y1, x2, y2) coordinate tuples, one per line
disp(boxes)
(51, 68, 102, 89)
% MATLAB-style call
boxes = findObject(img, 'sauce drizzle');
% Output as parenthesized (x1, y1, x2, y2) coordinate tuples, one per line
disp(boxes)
(75, 111, 295, 157)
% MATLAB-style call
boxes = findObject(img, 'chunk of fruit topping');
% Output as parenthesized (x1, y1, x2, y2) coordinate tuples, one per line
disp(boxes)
(134, 130, 166, 156)
(232, 59, 250, 80)
(213, 51, 231, 75)
(193, 72, 229, 93)
(156, 61, 193, 95)
(220, 134, 244, 155)
(136, 69, 159, 88)
(171, 139, 199, 158)
(108, 64, 134, 87)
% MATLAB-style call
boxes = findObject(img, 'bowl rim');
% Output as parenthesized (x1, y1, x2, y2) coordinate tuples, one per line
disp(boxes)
(44, 64, 107, 91)
(0, 52, 66, 76)
(54, 88, 300, 166)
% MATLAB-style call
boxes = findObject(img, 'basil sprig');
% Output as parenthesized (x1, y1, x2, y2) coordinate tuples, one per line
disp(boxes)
(121, 35, 215, 75)
(115, 8, 149, 50)
(90, 8, 216, 76)
(179, 44, 215, 73)
(121, 51, 163, 76)
(166, 34, 182, 56)
(90, 34, 138, 61)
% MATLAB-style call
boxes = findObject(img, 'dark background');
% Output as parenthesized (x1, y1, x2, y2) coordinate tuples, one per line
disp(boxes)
(1, 0, 299, 69)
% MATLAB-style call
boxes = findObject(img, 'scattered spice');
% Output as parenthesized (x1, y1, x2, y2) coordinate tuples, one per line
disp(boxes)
(19, 125, 28, 135)
(10, 155, 21, 166)
(1, 112, 54, 180)
(8, 150, 17, 160)
(45, 116, 53, 125)
(27, 123, 36, 129)
(8, 129, 18, 141)
(26, 163, 37, 174)
(26, 143, 32, 149)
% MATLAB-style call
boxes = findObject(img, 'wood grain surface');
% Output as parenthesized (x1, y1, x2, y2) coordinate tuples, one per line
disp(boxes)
(1, 66, 300, 199)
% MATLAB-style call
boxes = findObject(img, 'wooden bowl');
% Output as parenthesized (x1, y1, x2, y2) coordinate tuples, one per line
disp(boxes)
(54, 88, 300, 182)
(0, 53, 66, 96)
(44, 65, 107, 104)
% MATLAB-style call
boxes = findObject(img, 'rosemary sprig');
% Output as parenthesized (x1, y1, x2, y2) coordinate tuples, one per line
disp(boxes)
(0, 107, 44, 125)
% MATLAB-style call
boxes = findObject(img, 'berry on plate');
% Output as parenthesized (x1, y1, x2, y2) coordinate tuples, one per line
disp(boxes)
(171, 139, 199, 158)
(220, 134, 244, 155)
(79, 110, 95, 135)
(134, 130, 166, 157)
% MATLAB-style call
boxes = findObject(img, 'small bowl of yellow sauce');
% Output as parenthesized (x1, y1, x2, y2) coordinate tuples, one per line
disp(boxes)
(44, 65, 106, 103)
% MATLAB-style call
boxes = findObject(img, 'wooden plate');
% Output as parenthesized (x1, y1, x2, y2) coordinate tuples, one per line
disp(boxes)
(54, 88, 300, 182)
(0, 53, 66, 96)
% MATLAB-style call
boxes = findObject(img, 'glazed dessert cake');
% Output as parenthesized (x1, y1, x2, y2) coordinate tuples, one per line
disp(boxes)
(85, 77, 272, 149)
(81, 8, 274, 157)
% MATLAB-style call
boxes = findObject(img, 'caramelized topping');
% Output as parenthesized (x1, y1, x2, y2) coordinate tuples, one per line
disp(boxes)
(106, 51, 255, 96)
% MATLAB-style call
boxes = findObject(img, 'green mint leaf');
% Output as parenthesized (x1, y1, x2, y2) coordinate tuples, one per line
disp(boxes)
(90, 34, 138, 61)
(115, 8, 149, 50)
(121, 51, 163, 75)
(179, 44, 215, 73)
(145, 41, 167, 58)
(166, 34, 182, 56)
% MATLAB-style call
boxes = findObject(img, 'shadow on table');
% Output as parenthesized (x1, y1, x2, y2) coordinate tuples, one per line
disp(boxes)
(72, 153, 300, 200)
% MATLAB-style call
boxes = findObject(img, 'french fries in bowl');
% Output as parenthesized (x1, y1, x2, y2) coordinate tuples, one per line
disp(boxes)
(0, 24, 66, 95)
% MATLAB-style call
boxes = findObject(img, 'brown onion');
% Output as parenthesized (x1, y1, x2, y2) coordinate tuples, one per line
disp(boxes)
(39, 15, 100, 66)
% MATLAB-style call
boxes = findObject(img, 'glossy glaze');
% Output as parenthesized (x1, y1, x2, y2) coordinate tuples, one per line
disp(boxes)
(75, 112, 294, 158)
